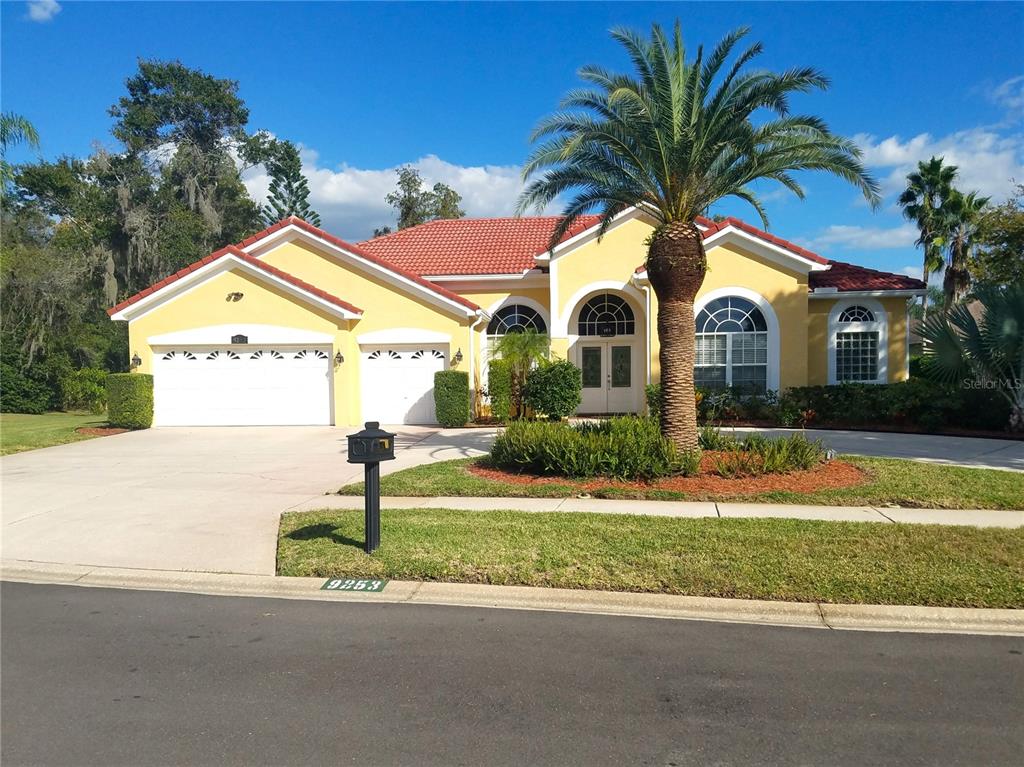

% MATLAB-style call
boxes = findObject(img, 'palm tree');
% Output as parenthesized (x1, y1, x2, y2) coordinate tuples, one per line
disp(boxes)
(493, 330, 550, 419)
(940, 189, 990, 306)
(516, 22, 878, 449)
(0, 112, 40, 184)
(920, 282, 1024, 431)
(898, 156, 957, 319)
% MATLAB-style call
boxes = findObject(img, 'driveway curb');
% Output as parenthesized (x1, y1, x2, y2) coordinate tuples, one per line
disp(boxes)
(3, 559, 1020, 637)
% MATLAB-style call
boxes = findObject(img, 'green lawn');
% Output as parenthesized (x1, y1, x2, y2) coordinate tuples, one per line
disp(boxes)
(278, 509, 1024, 608)
(338, 456, 1024, 510)
(0, 412, 109, 456)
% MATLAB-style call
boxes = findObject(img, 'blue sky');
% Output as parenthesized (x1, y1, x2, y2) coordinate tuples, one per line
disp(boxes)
(3, 1, 1022, 278)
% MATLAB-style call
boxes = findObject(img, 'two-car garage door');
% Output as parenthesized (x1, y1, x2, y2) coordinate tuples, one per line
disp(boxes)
(151, 343, 448, 426)
(153, 347, 332, 426)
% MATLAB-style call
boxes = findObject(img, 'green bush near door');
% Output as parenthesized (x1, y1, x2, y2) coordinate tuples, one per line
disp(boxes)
(487, 359, 513, 422)
(106, 373, 153, 429)
(524, 360, 582, 420)
(434, 370, 470, 427)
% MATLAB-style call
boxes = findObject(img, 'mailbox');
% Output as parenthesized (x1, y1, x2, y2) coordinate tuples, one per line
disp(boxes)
(346, 422, 396, 554)
(347, 422, 396, 463)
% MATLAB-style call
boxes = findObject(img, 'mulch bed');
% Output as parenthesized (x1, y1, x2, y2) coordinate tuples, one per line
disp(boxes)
(75, 426, 130, 437)
(468, 453, 867, 496)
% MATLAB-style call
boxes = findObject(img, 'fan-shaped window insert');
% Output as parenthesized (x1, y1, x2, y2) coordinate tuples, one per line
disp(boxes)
(694, 296, 768, 393)
(488, 304, 547, 336)
(295, 349, 328, 360)
(838, 306, 875, 323)
(577, 294, 635, 336)
(251, 350, 284, 360)
(367, 350, 401, 361)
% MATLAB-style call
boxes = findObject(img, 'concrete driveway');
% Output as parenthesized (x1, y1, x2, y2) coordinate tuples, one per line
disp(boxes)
(0, 426, 494, 576)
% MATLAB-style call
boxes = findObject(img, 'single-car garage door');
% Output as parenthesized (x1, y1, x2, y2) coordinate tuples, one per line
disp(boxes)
(360, 345, 447, 424)
(152, 346, 332, 426)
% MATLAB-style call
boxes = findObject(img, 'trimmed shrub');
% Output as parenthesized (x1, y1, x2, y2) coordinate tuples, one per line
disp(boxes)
(59, 367, 108, 414)
(106, 373, 153, 429)
(701, 428, 826, 477)
(487, 359, 513, 423)
(490, 416, 699, 480)
(434, 370, 469, 427)
(524, 360, 582, 420)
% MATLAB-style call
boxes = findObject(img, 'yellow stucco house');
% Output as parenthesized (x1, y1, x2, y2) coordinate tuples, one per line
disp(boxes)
(109, 209, 925, 426)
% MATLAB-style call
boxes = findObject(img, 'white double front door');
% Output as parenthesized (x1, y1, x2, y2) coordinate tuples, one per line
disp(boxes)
(577, 340, 639, 413)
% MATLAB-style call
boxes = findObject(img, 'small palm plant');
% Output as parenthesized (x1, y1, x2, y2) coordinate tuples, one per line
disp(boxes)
(517, 22, 879, 449)
(920, 283, 1024, 431)
(493, 330, 550, 418)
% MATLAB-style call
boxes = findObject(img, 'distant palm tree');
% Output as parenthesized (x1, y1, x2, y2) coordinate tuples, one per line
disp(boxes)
(940, 189, 990, 306)
(517, 22, 878, 449)
(921, 282, 1024, 431)
(898, 156, 956, 319)
(0, 112, 40, 184)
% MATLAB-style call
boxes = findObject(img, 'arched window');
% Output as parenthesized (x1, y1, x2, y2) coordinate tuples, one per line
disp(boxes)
(838, 305, 875, 323)
(577, 294, 635, 336)
(694, 296, 768, 393)
(831, 303, 884, 383)
(487, 304, 547, 336)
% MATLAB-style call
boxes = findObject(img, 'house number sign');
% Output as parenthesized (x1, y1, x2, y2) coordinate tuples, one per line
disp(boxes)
(321, 578, 388, 592)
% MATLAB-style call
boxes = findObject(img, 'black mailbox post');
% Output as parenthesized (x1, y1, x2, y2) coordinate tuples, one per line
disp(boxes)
(346, 422, 396, 553)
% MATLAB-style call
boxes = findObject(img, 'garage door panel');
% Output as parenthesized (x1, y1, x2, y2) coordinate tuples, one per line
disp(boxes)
(153, 346, 332, 426)
(361, 345, 446, 425)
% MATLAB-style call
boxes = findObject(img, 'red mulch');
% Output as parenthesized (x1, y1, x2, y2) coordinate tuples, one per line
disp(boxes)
(468, 454, 867, 496)
(76, 427, 130, 437)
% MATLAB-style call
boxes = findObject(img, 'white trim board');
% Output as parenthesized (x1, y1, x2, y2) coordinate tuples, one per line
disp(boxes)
(241, 224, 477, 318)
(110, 254, 362, 322)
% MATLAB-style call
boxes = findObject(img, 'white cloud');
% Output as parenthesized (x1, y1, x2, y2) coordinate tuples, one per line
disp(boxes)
(808, 223, 919, 251)
(242, 150, 552, 240)
(854, 127, 1024, 201)
(987, 75, 1024, 120)
(26, 0, 61, 22)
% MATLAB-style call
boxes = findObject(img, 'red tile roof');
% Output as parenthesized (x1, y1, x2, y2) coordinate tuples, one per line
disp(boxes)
(696, 216, 830, 265)
(357, 215, 602, 276)
(240, 216, 480, 310)
(107, 245, 363, 317)
(809, 260, 925, 292)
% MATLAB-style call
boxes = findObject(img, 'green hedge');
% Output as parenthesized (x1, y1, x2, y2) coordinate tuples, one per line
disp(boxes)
(490, 417, 698, 480)
(434, 370, 469, 427)
(106, 373, 153, 429)
(524, 360, 582, 420)
(487, 359, 513, 422)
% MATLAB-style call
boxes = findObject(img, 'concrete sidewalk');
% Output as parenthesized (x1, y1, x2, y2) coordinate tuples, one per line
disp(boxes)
(291, 495, 1024, 528)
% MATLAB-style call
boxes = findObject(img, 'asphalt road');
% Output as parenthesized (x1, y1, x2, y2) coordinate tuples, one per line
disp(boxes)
(2, 583, 1022, 767)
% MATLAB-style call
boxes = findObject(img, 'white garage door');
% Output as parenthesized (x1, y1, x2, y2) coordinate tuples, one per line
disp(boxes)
(152, 347, 332, 426)
(360, 345, 447, 425)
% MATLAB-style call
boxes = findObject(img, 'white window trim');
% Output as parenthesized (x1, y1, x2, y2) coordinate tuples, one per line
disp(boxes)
(695, 331, 769, 391)
(827, 297, 888, 385)
(693, 287, 780, 393)
(557, 280, 646, 338)
(481, 296, 552, 394)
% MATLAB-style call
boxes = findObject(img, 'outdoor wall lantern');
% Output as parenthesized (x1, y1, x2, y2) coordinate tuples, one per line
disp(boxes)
(453, 348, 463, 365)
(334, 351, 345, 365)
(346, 421, 397, 553)
(130, 352, 142, 368)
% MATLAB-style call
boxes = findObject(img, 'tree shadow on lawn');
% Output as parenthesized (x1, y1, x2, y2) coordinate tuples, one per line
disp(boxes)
(285, 523, 364, 550)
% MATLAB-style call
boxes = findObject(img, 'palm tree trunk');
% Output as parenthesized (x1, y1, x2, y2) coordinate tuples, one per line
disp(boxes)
(646, 220, 707, 452)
